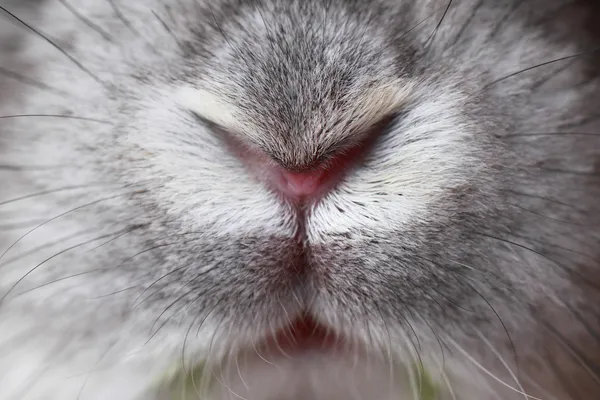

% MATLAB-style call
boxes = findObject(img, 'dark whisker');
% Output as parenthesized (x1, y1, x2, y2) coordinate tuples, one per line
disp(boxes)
(14, 225, 145, 297)
(503, 190, 588, 213)
(475, 232, 600, 291)
(135, 263, 219, 310)
(484, 46, 600, 89)
(0, 192, 138, 264)
(506, 233, 600, 265)
(0, 6, 108, 88)
(388, 301, 422, 351)
(564, 303, 600, 345)
(149, 282, 222, 346)
(89, 286, 138, 300)
(132, 262, 192, 308)
(152, 10, 184, 51)
(0, 184, 115, 207)
(0, 219, 50, 231)
(541, 321, 600, 385)
(0, 114, 111, 123)
(450, 0, 484, 48)
(58, 0, 113, 42)
(558, 114, 600, 130)
(0, 228, 95, 267)
(0, 229, 126, 304)
(146, 287, 199, 344)
(15, 269, 105, 297)
(544, 346, 583, 400)
(536, 167, 599, 177)
(504, 132, 600, 138)
(0, 66, 70, 96)
(84, 223, 147, 253)
(0, 164, 96, 172)
(76, 340, 118, 400)
(488, 1, 522, 39)
(530, 59, 576, 91)
(424, 0, 453, 48)
(462, 277, 520, 372)
(394, 7, 440, 44)
(508, 202, 598, 226)
(107, 0, 139, 36)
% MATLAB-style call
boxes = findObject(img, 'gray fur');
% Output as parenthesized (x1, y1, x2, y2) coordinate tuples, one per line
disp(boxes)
(0, 0, 599, 399)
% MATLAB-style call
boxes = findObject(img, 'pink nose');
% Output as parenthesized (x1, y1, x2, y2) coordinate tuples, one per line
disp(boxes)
(280, 169, 326, 197)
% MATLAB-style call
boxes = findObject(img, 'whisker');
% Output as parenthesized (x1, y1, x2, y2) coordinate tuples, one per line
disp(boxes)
(0, 66, 70, 96)
(106, 0, 139, 36)
(0, 218, 50, 231)
(530, 59, 577, 91)
(248, 309, 277, 367)
(476, 330, 528, 400)
(58, 0, 113, 41)
(544, 349, 580, 400)
(398, 10, 439, 43)
(14, 268, 106, 297)
(440, 266, 519, 373)
(431, 351, 457, 400)
(415, 313, 450, 371)
(0, 164, 97, 172)
(0, 227, 95, 267)
(89, 285, 137, 299)
(563, 302, 600, 345)
(0, 114, 111, 123)
(424, 0, 453, 48)
(235, 342, 249, 392)
(0, 6, 108, 88)
(0, 191, 139, 264)
(131, 263, 192, 309)
(133, 251, 219, 310)
(505, 232, 600, 264)
(269, 318, 292, 360)
(558, 114, 600, 130)
(84, 223, 147, 253)
(484, 45, 600, 89)
(76, 339, 118, 400)
(450, 0, 484, 47)
(447, 337, 542, 400)
(144, 288, 199, 346)
(151, 10, 184, 51)
(504, 132, 600, 138)
(541, 322, 600, 387)
(488, 1, 522, 39)
(507, 202, 598, 226)
(148, 281, 223, 346)
(475, 232, 600, 291)
(503, 190, 589, 214)
(0, 228, 130, 303)
(181, 315, 200, 397)
(0, 183, 116, 207)
(536, 167, 598, 177)
(374, 303, 395, 400)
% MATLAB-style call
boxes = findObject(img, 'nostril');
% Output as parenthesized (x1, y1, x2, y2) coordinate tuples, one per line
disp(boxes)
(271, 142, 369, 200)
(281, 169, 326, 197)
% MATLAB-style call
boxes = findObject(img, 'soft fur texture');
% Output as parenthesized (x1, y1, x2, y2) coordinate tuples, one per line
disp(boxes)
(1, 0, 600, 399)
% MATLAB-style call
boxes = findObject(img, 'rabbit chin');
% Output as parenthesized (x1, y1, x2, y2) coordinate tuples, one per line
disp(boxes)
(205, 350, 415, 400)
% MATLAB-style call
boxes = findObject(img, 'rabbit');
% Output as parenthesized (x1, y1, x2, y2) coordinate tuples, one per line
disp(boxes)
(1, 0, 599, 399)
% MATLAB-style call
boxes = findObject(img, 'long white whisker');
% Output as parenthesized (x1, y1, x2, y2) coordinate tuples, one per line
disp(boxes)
(447, 337, 542, 400)
(476, 329, 529, 400)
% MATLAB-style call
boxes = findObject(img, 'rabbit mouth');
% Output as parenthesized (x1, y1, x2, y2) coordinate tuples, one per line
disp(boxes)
(255, 314, 346, 356)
